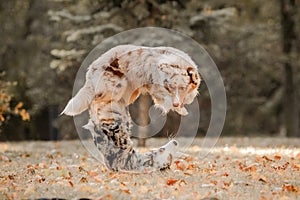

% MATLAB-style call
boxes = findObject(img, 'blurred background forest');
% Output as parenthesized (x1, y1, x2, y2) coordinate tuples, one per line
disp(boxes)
(0, 0, 299, 141)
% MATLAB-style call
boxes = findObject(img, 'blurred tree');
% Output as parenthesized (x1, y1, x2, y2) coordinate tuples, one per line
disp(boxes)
(191, 1, 285, 135)
(280, 0, 299, 137)
(0, 0, 75, 139)
(0, 0, 299, 140)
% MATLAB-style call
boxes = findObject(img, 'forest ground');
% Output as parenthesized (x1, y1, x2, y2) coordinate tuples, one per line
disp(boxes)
(0, 137, 299, 199)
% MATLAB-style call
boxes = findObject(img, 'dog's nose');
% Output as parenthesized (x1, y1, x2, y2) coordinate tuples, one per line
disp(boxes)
(173, 102, 179, 107)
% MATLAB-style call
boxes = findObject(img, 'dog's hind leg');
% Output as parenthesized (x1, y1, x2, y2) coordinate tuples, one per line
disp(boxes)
(86, 119, 179, 172)
(86, 99, 179, 171)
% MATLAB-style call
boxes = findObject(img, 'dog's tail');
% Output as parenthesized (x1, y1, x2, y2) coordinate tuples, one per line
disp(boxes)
(61, 82, 94, 116)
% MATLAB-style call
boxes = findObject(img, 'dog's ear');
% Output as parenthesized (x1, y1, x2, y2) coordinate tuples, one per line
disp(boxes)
(61, 84, 94, 116)
(187, 67, 200, 89)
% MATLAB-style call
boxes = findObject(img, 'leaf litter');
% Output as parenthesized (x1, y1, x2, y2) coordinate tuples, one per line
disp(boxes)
(0, 137, 299, 199)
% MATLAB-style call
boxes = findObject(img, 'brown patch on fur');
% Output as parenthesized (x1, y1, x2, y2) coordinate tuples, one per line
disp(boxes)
(100, 118, 115, 123)
(93, 97, 105, 105)
(124, 61, 130, 69)
(158, 64, 167, 70)
(127, 51, 132, 56)
(164, 80, 172, 93)
(110, 58, 119, 68)
(144, 84, 151, 90)
(138, 85, 150, 95)
(105, 66, 124, 78)
(159, 64, 180, 71)
(116, 83, 122, 88)
(95, 93, 103, 98)
(190, 84, 197, 90)
(137, 48, 143, 56)
(129, 89, 140, 104)
(104, 100, 112, 104)
(103, 71, 113, 77)
(153, 96, 164, 103)
(170, 73, 178, 79)
(170, 64, 180, 69)
(91, 67, 97, 72)
(160, 49, 167, 54)
(187, 67, 197, 85)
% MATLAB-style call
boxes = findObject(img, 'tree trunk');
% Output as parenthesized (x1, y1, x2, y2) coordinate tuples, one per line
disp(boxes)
(137, 95, 151, 147)
(49, 105, 59, 140)
(280, 0, 299, 137)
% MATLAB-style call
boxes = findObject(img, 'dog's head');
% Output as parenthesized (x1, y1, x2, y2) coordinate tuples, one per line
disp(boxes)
(156, 63, 200, 115)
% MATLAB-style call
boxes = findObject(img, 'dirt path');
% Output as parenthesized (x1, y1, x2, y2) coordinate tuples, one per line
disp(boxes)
(0, 137, 299, 199)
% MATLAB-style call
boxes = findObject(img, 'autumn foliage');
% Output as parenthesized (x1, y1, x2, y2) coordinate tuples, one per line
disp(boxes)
(0, 74, 30, 127)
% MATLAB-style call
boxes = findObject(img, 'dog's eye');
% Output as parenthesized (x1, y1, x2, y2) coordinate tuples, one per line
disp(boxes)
(169, 84, 176, 90)
(159, 148, 165, 153)
(164, 83, 172, 93)
(178, 86, 185, 91)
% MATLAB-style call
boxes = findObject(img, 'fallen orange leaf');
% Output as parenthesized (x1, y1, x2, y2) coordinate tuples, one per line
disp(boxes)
(292, 163, 300, 170)
(262, 155, 274, 162)
(179, 179, 187, 185)
(187, 164, 196, 170)
(272, 162, 289, 170)
(274, 155, 281, 160)
(167, 179, 178, 186)
(79, 177, 88, 183)
(109, 172, 117, 179)
(258, 175, 268, 183)
(120, 182, 127, 186)
(184, 172, 192, 176)
(223, 181, 232, 187)
(175, 161, 185, 171)
(223, 172, 229, 177)
(241, 164, 257, 172)
(78, 166, 85, 172)
(87, 170, 98, 177)
(210, 180, 218, 185)
(68, 181, 74, 187)
(122, 189, 131, 194)
(282, 184, 299, 192)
